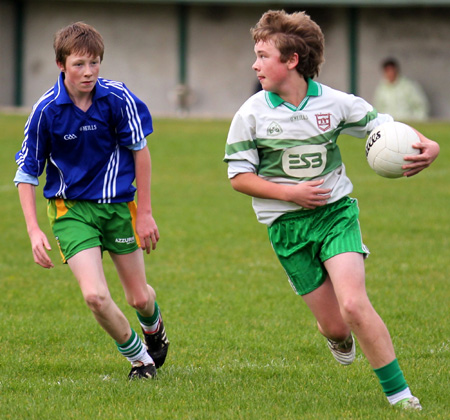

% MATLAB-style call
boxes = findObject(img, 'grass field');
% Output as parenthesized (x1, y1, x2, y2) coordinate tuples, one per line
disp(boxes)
(0, 113, 449, 419)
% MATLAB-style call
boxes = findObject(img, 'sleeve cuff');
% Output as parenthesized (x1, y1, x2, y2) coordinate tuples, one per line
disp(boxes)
(14, 168, 39, 187)
(126, 138, 147, 151)
(227, 160, 256, 179)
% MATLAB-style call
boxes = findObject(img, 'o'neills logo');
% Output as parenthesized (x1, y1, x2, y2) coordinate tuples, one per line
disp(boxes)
(115, 237, 136, 244)
(267, 121, 283, 136)
(315, 113, 331, 132)
(365, 129, 381, 157)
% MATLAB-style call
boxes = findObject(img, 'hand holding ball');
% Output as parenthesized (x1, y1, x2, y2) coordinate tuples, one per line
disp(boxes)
(365, 122, 420, 178)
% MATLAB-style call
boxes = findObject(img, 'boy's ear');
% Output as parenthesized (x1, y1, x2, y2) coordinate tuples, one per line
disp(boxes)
(287, 53, 299, 70)
(56, 60, 65, 72)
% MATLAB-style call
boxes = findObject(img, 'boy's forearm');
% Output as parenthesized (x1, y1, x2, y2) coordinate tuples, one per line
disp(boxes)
(17, 183, 41, 233)
(133, 147, 153, 213)
(230, 172, 289, 201)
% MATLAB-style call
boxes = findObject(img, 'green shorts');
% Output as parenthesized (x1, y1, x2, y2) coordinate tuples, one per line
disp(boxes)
(268, 197, 369, 296)
(47, 199, 140, 263)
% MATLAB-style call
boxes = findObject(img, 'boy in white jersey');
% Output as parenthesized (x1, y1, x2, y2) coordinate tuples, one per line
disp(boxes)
(14, 22, 169, 379)
(224, 10, 439, 410)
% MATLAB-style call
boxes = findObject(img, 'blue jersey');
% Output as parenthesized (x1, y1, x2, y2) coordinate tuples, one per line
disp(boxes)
(15, 73, 153, 203)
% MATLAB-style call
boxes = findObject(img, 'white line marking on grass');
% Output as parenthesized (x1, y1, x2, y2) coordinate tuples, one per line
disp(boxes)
(0, 185, 15, 193)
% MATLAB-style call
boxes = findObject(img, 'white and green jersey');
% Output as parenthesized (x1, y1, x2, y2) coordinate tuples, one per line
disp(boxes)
(224, 79, 393, 226)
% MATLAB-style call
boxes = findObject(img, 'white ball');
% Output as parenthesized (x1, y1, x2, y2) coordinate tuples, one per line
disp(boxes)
(365, 121, 420, 178)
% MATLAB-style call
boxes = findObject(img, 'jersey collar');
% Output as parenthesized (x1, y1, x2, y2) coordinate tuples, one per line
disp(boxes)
(54, 72, 109, 105)
(266, 78, 322, 110)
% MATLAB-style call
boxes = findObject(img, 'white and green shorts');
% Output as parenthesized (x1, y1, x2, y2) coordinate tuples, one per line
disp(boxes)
(268, 196, 369, 296)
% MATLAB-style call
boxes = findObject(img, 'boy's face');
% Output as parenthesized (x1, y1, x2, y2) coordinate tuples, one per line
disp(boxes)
(253, 40, 292, 93)
(57, 52, 101, 97)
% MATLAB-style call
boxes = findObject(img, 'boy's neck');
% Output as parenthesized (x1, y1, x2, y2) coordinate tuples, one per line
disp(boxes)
(68, 90, 94, 112)
(277, 75, 308, 107)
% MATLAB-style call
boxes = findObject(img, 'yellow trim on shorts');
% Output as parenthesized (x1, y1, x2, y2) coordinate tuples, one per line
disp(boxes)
(55, 199, 69, 219)
(55, 237, 67, 264)
(127, 201, 141, 249)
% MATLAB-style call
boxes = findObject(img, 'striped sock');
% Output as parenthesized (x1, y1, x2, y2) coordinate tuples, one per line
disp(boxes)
(137, 302, 161, 335)
(116, 328, 153, 365)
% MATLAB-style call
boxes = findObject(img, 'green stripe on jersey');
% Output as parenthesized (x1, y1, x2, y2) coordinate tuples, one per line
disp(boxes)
(225, 139, 257, 157)
(340, 108, 378, 130)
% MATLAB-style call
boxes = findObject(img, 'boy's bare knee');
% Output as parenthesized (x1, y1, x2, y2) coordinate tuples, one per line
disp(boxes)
(147, 284, 156, 301)
(340, 297, 368, 328)
(130, 297, 150, 311)
(128, 285, 156, 311)
(84, 293, 109, 314)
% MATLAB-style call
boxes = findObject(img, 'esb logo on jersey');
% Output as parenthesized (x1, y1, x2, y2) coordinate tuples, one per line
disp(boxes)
(282, 144, 327, 178)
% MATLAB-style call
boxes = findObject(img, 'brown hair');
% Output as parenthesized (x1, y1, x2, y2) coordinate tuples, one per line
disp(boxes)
(54, 22, 104, 65)
(251, 10, 325, 79)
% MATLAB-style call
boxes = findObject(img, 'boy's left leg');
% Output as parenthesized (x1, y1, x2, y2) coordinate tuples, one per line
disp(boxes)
(111, 249, 170, 368)
(301, 277, 355, 365)
(67, 248, 155, 379)
(324, 252, 421, 409)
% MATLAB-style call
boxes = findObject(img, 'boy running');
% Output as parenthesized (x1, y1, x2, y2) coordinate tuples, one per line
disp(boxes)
(15, 22, 169, 380)
(224, 10, 439, 409)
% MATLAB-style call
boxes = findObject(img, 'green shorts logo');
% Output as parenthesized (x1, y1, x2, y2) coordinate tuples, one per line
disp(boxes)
(115, 237, 136, 244)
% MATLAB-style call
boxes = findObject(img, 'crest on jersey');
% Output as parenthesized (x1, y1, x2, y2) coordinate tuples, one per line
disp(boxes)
(315, 113, 331, 132)
(267, 121, 283, 136)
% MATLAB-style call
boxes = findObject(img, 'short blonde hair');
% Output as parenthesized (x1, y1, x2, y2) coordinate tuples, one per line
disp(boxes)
(54, 22, 104, 65)
(251, 10, 325, 79)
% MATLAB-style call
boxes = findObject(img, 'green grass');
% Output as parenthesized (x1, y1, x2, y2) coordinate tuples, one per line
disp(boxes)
(0, 113, 449, 419)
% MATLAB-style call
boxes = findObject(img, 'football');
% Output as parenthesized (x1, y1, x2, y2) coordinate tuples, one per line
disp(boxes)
(365, 121, 420, 178)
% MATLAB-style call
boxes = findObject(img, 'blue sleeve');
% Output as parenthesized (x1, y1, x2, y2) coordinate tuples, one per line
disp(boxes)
(116, 84, 153, 147)
(15, 108, 49, 178)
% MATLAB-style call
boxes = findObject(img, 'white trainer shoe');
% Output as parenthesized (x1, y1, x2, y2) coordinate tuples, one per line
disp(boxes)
(394, 396, 422, 410)
(327, 334, 356, 365)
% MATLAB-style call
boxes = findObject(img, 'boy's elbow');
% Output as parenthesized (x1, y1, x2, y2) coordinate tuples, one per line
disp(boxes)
(230, 176, 240, 191)
(231, 173, 251, 193)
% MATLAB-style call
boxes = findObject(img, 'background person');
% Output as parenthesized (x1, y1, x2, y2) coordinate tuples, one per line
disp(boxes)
(373, 58, 430, 122)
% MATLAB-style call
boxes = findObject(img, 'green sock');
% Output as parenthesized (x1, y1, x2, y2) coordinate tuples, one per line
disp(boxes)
(137, 302, 160, 334)
(374, 358, 408, 396)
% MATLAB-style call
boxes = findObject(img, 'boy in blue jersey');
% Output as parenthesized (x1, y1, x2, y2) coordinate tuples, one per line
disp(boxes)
(15, 22, 169, 379)
(225, 10, 439, 409)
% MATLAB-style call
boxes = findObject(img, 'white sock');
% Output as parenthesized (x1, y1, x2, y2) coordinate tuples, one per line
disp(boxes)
(387, 387, 412, 405)
(130, 346, 154, 366)
(140, 314, 161, 335)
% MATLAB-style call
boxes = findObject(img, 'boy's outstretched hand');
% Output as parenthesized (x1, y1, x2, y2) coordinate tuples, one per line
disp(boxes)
(402, 132, 440, 177)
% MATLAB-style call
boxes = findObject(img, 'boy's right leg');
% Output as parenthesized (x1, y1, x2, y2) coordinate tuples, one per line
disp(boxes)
(324, 252, 420, 409)
(324, 252, 396, 369)
(68, 247, 130, 342)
